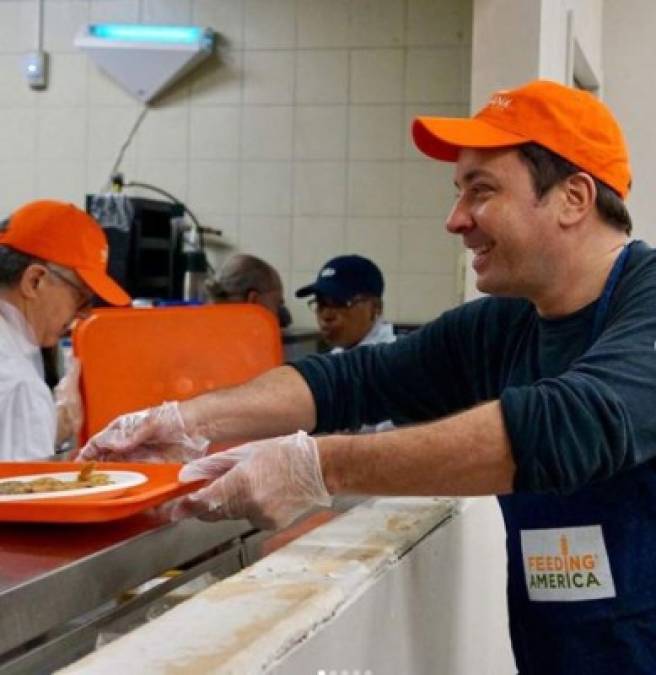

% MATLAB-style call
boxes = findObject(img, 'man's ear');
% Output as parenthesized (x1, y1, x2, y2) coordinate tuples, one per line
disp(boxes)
(559, 172, 596, 228)
(245, 289, 259, 304)
(19, 263, 47, 300)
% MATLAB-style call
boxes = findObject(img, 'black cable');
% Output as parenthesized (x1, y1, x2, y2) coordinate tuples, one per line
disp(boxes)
(124, 180, 220, 274)
(103, 108, 222, 280)
(105, 107, 148, 191)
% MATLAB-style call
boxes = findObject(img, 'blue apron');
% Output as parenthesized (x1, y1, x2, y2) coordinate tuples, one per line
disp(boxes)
(499, 243, 656, 674)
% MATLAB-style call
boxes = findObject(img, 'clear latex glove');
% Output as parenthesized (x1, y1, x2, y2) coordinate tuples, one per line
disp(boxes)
(78, 401, 209, 463)
(171, 431, 332, 530)
(54, 357, 83, 440)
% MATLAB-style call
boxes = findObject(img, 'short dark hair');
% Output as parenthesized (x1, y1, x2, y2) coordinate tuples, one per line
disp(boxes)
(517, 143, 632, 235)
(0, 218, 45, 286)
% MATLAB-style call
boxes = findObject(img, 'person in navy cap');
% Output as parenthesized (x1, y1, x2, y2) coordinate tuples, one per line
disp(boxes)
(295, 254, 395, 353)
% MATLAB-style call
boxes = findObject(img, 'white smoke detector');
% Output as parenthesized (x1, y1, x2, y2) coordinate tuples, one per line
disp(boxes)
(75, 24, 215, 104)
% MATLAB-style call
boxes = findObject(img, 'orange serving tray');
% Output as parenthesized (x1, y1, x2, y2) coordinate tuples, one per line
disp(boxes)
(0, 462, 201, 523)
(73, 304, 283, 443)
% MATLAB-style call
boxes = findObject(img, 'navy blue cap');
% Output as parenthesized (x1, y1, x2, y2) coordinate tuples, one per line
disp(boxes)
(295, 255, 384, 303)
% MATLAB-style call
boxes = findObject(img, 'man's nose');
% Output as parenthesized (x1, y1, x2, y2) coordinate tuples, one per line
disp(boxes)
(445, 196, 474, 235)
(318, 306, 337, 321)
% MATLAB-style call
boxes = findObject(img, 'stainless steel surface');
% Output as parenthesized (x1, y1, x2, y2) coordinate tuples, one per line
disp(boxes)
(0, 491, 363, 674)
(0, 511, 254, 669)
(0, 536, 248, 675)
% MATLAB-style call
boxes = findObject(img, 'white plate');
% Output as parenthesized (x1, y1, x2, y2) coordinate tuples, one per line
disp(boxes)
(0, 470, 147, 502)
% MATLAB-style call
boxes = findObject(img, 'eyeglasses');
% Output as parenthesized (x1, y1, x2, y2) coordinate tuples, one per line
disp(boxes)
(307, 296, 371, 313)
(46, 266, 94, 314)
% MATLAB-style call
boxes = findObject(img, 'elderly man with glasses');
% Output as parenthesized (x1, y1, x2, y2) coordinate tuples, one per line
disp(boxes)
(0, 200, 130, 460)
(296, 254, 395, 353)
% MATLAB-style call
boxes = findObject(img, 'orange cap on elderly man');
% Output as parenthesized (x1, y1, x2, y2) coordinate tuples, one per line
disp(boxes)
(0, 200, 130, 306)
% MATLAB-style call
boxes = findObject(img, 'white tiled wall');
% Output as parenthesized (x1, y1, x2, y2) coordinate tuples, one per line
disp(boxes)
(0, 0, 471, 327)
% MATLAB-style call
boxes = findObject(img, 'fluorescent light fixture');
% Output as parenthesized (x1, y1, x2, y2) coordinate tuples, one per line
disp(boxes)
(75, 23, 215, 103)
(89, 24, 204, 44)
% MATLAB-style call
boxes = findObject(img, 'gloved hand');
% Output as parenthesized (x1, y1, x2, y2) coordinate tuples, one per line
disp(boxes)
(171, 431, 332, 530)
(78, 401, 210, 463)
(54, 357, 83, 444)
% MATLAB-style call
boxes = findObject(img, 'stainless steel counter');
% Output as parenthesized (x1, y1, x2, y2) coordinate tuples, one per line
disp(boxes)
(0, 510, 261, 674)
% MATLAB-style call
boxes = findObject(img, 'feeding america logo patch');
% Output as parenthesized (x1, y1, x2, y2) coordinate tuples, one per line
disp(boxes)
(521, 525, 616, 601)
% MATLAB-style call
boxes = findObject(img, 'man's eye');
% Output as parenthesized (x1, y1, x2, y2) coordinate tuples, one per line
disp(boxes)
(468, 184, 494, 198)
(453, 184, 492, 202)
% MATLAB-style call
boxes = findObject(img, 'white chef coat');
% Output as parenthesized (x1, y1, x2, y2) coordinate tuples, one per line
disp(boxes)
(0, 300, 56, 460)
(332, 317, 397, 432)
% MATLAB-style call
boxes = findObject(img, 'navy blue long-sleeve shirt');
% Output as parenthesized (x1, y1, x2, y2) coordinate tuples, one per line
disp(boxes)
(292, 241, 656, 673)
(293, 240, 656, 496)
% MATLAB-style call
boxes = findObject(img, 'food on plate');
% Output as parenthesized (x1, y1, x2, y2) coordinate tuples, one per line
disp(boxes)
(0, 463, 113, 495)
(77, 461, 96, 482)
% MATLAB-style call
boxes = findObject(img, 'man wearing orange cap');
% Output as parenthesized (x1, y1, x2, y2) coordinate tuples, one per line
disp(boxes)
(81, 81, 656, 672)
(0, 200, 130, 460)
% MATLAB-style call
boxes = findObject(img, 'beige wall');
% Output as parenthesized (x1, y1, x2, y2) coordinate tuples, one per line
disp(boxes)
(0, 0, 472, 328)
(603, 0, 656, 244)
(471, 0, 602, 104)
(466, 0, 604, 300)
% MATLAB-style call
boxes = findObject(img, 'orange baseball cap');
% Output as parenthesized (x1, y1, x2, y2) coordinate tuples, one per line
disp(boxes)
(413, 79, 631, 199)
(0, 200, 131, 306)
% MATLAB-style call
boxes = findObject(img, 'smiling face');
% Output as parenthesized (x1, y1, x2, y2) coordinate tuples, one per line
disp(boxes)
(446, 147, 563, 302)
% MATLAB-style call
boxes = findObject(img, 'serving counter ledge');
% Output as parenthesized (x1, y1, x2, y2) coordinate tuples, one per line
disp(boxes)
(0, 511, 259, 674)
(57, 497, 458, 675)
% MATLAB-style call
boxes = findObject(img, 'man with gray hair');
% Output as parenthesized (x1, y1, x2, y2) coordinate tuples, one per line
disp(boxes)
(0, 200, 130, 459)
(205, 253, 291, 328)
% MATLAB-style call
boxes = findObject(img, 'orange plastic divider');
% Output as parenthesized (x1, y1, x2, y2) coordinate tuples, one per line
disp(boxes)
(72, 304, 283, 443)
(0, 462, 201, 523)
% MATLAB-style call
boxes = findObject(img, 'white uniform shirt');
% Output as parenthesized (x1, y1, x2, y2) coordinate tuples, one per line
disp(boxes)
(329, 317, 396, 355)
(0, 300, 56, 460)
(331, 317, 397, 432)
